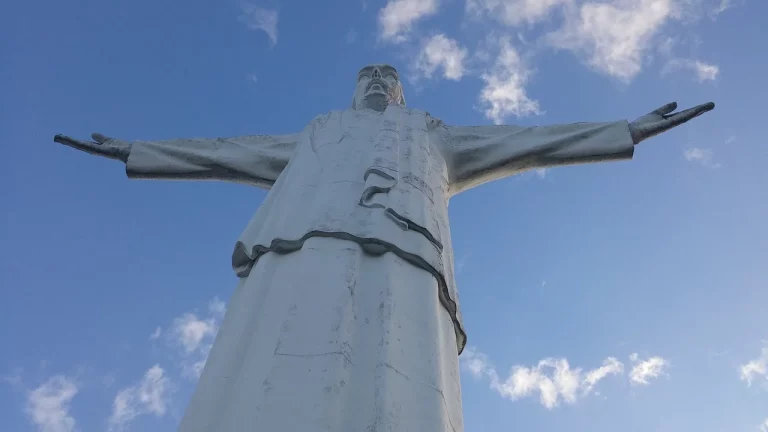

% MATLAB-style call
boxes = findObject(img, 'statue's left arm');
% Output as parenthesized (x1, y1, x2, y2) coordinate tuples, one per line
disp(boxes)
(53, 132, 298, 189)
(441, 102, 714, 195)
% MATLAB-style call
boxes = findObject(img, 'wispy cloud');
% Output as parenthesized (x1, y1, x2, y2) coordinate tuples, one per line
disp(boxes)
(629, 353, 669, 385)
(479, 37, 541, 124)
(663, 59, 720, 82)
(455, 252, 471, 276)
(684, 147, 721, 168)
(466, 0, 571, 26)
(238, 3, 279, 46)
(168, 298, 227, 379)
(760, 417, 768, 432)
(149, 327, 162, 340)
(709, 0, 738, 19)
(414, 34, 468, 80)
(378, 0, 440, 43)
(346, 28, 358, 44)
(108, 365, 172, 432)
(740, 345, 768, 388)
(26, 376, 79, 432)
(462, 347, 623, 409)
(548, 0, 674, 81)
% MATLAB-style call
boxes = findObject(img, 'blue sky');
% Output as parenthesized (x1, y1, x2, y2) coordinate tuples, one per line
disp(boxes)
(1, 0, 767, 431)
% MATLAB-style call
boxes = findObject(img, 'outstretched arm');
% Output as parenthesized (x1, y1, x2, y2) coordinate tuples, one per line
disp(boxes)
(54, 132, 298, 189)
(441, 102, 714, 195)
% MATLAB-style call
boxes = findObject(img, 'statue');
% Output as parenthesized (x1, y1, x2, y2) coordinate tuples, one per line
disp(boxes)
(54, 64, 714, 432)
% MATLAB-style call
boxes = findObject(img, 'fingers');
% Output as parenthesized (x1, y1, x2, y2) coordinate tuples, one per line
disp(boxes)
(53, 133, 130, 162)
(53, 134, 97, 150)
(653, 102, 677, 116)
(91, 133, 111, 144)
(667, 102, 716, 127)
(53, 134, 112, 158)
(54, 134, 76, 146)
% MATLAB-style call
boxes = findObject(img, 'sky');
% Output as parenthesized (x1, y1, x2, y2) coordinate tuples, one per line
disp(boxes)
(1, 0, 767, 431)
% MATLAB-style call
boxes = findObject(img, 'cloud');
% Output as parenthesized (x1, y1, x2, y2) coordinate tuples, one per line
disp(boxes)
(684, 148, 721, 168)
(710, 0, 735, 18)
(629, 353, 669, 385)
(583, 357, 625, 393)
(479, 37, 541, 124)
(466, 0, 571, 26)
(238, 3, 279, 46)
(108, 365, 172, 432)
(462, 348, 623, 409)
(378, 0, 439, 43)
(760, 418, 768, 432)
(168, 298, 227, 379)
(663, 59, 720, 82)
(462, 347, 497, 380)
(548, 0, 674, 81)
(346, 28, 358, 44)
(25, 376, 79, 432)
(455, 252, 471, 276)
(414, 34, 468, 80)
(692, 61, 720, 81)
(149, 327, 162, 340)
(740, 345, 768, 387)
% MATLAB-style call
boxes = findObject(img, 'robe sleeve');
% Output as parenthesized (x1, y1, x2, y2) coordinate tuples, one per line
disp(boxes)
(440, 121, 634, 195)
(125, 134, 298, 189)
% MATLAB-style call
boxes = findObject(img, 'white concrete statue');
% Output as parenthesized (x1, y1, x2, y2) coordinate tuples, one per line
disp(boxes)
(54, 64, 714, 432)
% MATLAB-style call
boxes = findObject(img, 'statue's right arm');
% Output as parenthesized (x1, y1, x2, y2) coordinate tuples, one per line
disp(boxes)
(53, 132, 298, 190)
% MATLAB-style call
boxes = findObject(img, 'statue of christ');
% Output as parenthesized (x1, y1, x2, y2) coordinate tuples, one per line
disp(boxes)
(54, 64, 714, 432)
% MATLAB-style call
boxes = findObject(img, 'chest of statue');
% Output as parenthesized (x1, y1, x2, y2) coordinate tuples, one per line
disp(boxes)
(305, 107, 449, 195)
(234, 106, 463, 351)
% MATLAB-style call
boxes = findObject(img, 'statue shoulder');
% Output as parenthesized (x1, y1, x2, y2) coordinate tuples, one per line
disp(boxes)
(307, 110, 343, 126)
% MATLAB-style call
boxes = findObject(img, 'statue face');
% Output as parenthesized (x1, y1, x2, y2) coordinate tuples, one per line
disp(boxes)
(352, 64, 406, 112)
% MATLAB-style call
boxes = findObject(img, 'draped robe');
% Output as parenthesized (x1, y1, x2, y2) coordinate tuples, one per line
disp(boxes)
(125, 104, 634, 431)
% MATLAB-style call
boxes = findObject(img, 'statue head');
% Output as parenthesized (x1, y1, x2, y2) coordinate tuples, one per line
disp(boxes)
(352, 64, 406, 112)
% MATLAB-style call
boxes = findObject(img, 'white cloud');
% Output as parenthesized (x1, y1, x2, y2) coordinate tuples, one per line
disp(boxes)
(238, 3, 279, 46)
(684, 147, 721, 168)
(346, 28, 358, 44)
(710, 0, 734, 18)
(740, 345, 768, 387)
(479, 37, 541, 124)
(415, 34, 468, 80)
(629, 353, 669, 385)
(583, 357, 625, 393)
(693, 61, 719, 81)
(663, 59, 720, 82)
(455, 252, 471, 276)
(466, 0, 571, 26)
(168, 298, 227, 379)
(462, 348, 623, 409)
(25, 376, 79, 432)
(548, 0, 674, 81)
(378, 0, 439, 43)
(760, 417, 768, 432)
(149, 327, 162, 340)
(108, 365, 172, 432)
(462, 347, 498, 380)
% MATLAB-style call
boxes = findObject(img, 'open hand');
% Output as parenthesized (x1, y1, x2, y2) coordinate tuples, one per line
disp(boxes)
(53, 133, 131, 163)
(629, 102, 715, 145)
